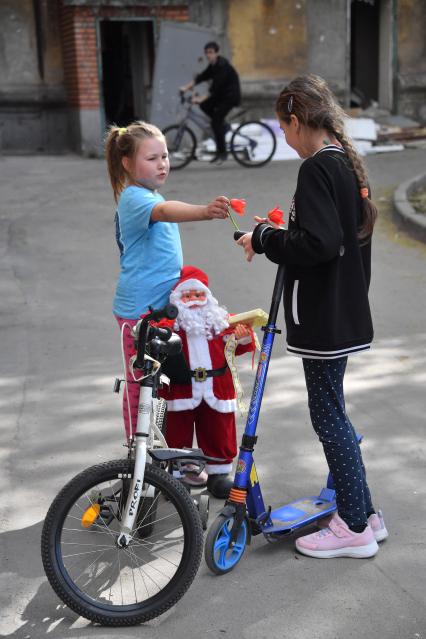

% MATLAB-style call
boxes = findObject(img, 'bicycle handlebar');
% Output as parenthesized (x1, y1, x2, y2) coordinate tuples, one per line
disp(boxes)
(145, 303, 178, 323)
(178, 90, 200, 106)
(134, 304, 178, 368)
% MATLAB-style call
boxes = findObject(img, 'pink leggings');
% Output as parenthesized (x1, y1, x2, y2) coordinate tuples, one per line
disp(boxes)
(115, 316, 142, 439)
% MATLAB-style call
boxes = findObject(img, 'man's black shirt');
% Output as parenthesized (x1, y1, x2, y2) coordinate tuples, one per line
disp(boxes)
(195, 56, 241, 105)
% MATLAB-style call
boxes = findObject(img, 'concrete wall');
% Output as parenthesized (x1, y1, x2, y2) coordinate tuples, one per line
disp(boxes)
(225, 0, 308, 117)
(306, 0, 348, 101)
(220, 0, 349, 116)
(397, 0, 426, 123)
(0, 0, 69, 153)
(1, 0, 426, 153)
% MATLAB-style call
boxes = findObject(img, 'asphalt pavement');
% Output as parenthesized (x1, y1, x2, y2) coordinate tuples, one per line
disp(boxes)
(1, 148, 425, 639)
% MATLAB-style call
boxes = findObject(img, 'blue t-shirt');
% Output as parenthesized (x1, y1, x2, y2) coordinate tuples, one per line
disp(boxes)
(113, 185, 183, 318)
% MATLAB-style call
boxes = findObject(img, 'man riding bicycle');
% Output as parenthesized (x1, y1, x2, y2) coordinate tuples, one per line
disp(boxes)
(180, 41, 241, 165)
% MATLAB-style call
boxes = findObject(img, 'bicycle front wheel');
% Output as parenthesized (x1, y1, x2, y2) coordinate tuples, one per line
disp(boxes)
(163, 125, 197, 170)
(41, 460, 203, 626)
(230, 120, 276, 167)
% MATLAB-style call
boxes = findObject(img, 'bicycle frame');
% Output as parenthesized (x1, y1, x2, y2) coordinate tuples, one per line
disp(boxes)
(116, 308, 211, 547)
(116, 352, 160, 546)
(177, 102, 213, 139)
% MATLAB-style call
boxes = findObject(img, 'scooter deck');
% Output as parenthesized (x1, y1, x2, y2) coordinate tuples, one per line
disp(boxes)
(262, 492, 336, 535)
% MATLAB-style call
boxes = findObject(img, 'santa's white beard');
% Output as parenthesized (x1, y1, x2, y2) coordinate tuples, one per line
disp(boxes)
(170, 292, 229, 339)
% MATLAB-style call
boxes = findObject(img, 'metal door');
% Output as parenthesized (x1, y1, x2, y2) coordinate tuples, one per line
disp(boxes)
(150, 21, 216, 129)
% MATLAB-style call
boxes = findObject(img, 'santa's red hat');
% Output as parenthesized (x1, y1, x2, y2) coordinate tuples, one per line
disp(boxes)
(173, 265, 210, 294)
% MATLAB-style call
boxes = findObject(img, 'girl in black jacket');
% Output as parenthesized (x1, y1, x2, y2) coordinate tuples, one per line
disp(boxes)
(237, 75, 388, 559)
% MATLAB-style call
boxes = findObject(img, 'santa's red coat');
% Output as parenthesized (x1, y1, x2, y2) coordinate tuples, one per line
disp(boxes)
(159, 328, 254, 413)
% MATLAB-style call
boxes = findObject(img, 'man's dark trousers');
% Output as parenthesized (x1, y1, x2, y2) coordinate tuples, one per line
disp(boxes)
(200, 97, 237, 157)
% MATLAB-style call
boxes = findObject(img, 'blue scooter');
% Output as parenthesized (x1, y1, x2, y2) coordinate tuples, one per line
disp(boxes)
(204, 232, 340, 574)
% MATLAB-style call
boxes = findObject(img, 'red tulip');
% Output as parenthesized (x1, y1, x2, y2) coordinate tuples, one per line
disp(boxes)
(267, 206, 284, 226)
(230, 198, 246, 215)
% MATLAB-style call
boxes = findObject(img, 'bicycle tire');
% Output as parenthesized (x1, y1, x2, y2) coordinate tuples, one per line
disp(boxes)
(230, 120, 276, 167)
(41, 460, 203, 626)
(163, 125, 197, 170)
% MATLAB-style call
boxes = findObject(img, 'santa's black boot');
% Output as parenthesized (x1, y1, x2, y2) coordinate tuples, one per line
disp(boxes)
(206, 474, 233, 499)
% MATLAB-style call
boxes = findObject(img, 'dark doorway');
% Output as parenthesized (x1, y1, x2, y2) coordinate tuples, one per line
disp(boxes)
(350, 0, 380, 108)
(100, 20, 155, 126)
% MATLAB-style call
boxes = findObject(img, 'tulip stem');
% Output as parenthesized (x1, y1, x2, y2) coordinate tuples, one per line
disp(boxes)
(227, 207, 240, 231)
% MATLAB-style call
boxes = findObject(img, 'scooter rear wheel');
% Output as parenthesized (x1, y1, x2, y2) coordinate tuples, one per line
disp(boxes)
(204, 514, 247, 575)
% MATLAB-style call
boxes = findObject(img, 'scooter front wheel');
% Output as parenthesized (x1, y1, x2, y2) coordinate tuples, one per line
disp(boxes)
(204, 514, 248, 575)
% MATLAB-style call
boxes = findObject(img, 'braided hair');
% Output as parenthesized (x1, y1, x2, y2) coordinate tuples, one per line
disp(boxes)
(276, 75, 377, 240)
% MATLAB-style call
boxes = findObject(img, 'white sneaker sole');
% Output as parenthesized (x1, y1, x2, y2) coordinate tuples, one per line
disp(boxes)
(374, 527, 389, 542)
(295, 539, 379, 559)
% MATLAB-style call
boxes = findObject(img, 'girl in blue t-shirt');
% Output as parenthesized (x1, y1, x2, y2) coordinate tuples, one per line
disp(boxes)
(105, 121, 229, 438)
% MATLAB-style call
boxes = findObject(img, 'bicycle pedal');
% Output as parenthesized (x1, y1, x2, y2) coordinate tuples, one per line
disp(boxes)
(113, 378, 124, 393)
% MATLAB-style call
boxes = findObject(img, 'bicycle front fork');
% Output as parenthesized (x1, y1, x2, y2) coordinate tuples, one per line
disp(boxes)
(117, 384, 152, 547)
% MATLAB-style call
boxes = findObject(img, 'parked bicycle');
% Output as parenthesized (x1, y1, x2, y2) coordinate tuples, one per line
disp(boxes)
(163, 92, 277, 170)
(41, 304, 211, 626)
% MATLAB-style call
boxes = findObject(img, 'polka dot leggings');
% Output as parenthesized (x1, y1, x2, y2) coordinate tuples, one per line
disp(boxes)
(302, 356, 375, 531)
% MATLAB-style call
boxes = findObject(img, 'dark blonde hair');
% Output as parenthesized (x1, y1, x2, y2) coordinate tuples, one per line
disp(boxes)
(276, 75, 377, 240)
(104, 121, 165, 203)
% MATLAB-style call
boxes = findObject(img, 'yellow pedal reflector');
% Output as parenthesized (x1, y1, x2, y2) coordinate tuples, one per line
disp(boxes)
(81, 503, 101, 528)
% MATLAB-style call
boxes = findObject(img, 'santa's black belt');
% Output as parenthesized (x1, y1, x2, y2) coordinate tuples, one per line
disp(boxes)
(191, 366, 228, 382)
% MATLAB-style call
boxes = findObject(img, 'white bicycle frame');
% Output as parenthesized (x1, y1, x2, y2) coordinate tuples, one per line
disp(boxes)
(115, 313, 208, 547)
(116, 351, 168, 547)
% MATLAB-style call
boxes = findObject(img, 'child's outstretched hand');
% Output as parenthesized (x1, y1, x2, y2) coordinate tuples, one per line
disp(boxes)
(234, 323, 252, 339)
(205, 196, 230, 220)
(236, 232, 255, 262)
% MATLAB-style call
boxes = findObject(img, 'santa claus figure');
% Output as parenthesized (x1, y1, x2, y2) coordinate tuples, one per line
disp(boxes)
(160, 265, 254, 499)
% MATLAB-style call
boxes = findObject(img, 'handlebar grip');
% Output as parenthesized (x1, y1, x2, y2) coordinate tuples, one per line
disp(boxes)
(234, 231, 246, 241)
(148, 303, 178, 322)
(150, 326, 173, 342)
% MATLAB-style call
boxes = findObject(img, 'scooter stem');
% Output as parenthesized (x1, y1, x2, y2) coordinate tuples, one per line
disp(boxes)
(267, 264, 285, 324)
(232, 264, 285, 495)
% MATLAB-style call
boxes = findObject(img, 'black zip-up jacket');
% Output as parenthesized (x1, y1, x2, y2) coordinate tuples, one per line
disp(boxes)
(252, 146, 373, 359)
(195, 56, 241, 104)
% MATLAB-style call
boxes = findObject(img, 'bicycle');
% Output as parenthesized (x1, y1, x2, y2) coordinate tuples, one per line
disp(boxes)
(163, 92, 277, 170)
(41, 304, 212, 626)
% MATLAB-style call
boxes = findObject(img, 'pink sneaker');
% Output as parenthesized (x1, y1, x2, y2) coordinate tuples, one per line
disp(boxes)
(318, 510, 388, 542)
(368, 510, 388, 542)
(295, 513, 379, 558)
(180, 464, 208, 487)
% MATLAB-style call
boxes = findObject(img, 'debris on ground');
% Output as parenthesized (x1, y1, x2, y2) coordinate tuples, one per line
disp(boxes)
(198, 106, 425, 162)
(345, 109, 426, 157)
(409, 186, 426, 215)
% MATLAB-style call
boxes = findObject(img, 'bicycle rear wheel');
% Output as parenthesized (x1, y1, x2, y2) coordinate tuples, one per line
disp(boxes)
(163, 125, 197, 170)
(41, 460, 203, 626)
(230, 120, 276, 167)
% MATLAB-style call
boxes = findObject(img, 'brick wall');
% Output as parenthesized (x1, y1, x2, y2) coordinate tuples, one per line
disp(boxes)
(59, 3, 189, 110)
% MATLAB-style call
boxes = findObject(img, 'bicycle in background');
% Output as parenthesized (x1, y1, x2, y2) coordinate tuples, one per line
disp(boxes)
(163, 91, 277, 170)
